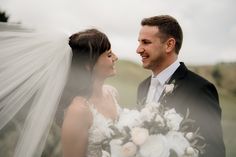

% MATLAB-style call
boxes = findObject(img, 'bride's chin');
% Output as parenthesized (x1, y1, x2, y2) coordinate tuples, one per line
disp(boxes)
(108, 71, 116, 77)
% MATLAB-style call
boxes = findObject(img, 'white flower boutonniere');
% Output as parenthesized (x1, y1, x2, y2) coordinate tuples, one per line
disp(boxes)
(164, 79, 177, 94)
(161, 80, 177, 102)
(164, 83, 175, 94)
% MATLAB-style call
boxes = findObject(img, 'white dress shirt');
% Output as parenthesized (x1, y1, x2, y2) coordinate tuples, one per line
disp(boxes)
(146, 60, 180, 104)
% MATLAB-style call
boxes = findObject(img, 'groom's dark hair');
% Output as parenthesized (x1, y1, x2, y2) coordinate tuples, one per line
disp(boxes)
(141, 15, 183, 54)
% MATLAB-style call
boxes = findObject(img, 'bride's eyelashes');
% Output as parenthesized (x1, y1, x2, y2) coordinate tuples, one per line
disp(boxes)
(107, 50, 113, 58)
(108, 53, 112, 57)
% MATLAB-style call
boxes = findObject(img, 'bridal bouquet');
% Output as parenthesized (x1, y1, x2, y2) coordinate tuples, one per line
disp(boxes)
(101, 84, 206, 157)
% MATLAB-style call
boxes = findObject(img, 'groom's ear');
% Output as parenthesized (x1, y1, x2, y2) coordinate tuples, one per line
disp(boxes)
(165, 38, 176, 54)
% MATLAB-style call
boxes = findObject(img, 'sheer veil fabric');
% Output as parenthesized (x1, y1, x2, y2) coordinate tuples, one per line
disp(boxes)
(0, 22, 72, 157)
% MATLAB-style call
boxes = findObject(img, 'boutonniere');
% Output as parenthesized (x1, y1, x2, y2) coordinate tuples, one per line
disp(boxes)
(164, 83, 174, 94)
(163, 80, 177, 96)
(159, 79, 179, 104)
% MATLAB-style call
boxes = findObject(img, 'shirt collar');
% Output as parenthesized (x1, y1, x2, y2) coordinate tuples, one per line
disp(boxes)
(152, 60, 180, 85)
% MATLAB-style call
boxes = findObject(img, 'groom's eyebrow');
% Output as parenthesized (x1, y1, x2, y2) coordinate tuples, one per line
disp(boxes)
(140, 39, 151, 43)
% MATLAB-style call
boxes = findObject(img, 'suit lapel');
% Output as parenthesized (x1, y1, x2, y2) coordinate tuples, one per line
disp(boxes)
(167, 62, 188, 84)
(138, 76, 151, 105)
(158, 62, 188, 103)
(138, 62, 189, 106)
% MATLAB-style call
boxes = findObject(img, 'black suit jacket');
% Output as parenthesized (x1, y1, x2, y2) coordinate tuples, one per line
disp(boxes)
(137, 62, 225, 157)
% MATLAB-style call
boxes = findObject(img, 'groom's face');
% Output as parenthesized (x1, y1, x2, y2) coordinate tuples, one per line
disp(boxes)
(136, 26, 167, 72)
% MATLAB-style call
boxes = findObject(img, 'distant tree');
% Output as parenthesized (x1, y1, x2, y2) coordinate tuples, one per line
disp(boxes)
(0, 10, 9, 22)
(212, 66, 222, 87)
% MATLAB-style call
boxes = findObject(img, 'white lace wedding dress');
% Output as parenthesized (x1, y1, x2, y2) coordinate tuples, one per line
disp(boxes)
(86, 85, 121, 157)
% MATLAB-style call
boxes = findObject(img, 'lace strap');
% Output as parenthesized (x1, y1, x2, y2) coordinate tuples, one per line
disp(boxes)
(103, 85, 121, 114)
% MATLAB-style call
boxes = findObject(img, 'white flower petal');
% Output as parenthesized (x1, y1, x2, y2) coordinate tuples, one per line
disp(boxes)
(164, 108, 183, 131)
(121, 142, 137, 157)
(139, 135, 170, 157)
(131, 127, 149, 145)
(166, 131, 190, 156)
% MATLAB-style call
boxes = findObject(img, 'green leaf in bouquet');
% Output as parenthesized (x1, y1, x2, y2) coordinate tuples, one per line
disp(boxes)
(169, 149, 178, 157)
(180, 125, 190, 132)
(123, 126, 131, 134)
(122, 135, 131, 144)
(101, 139, 111, 153)
(158, 104, 165, 115)
(109, 125, 123, 138)
(191, 139, 199, 146)
(137, 97, 146, 110)
(185, 108, 190, 119)
(153, 125, 169, 135)
(142, 121, 152, 129)
(195, 143, 206, 155)
(195, 134, 205, 141)
(180, 118, 195, 131)
(149, 126, 156, 134)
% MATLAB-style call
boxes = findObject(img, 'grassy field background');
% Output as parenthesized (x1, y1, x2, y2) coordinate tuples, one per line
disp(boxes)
(0, 60, 235, 157)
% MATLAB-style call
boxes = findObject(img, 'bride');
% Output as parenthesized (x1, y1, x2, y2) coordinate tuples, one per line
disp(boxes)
(0, 23, 119, 157)
(61, 29, 119, 157)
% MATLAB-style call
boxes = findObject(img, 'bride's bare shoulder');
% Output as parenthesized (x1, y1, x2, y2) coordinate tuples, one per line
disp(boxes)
(62, 97, 92, 140)
(64, 96, 92, 122)
(71, 96, 88, 107)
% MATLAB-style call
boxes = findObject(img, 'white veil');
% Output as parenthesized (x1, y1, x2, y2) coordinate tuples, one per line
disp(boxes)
(0, 22, 72, 157)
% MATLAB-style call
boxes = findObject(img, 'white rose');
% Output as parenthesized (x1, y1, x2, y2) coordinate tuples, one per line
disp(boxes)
(91, 128, 106, 143)
(110, 139, 123, 157)
(185, 147, 199, 157)
(164, 84, 174, 94)
(121, 142, 137, 157)
(139, 135, 170, 157)
(164, 108, 183, 131)
(166, 131, 190, 156)
(131, 127, 149, 145)
(140, 107, 155, 122)
(116, 108, 141, 131)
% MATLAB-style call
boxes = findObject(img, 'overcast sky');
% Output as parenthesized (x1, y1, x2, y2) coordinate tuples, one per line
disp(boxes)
(1, 0, 236, 65)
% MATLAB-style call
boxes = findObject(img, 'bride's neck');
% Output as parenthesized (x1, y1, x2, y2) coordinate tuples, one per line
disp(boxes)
(91, 78, 104, 98)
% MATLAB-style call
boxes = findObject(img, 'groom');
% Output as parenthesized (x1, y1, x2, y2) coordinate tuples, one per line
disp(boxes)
(136, 15, 225, 157)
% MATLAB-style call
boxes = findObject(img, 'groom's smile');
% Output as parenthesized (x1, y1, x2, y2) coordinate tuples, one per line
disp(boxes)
(141, 54, 149, 63)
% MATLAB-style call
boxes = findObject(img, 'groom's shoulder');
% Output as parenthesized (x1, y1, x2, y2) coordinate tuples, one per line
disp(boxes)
(184, 68, 218, 94)
(178, 62, 212, 86)
(186, 68, 213, 86)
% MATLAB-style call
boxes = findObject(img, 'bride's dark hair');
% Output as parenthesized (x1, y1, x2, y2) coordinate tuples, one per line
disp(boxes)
(56, 29, 111, 126)
(68, 28, 111, 97)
